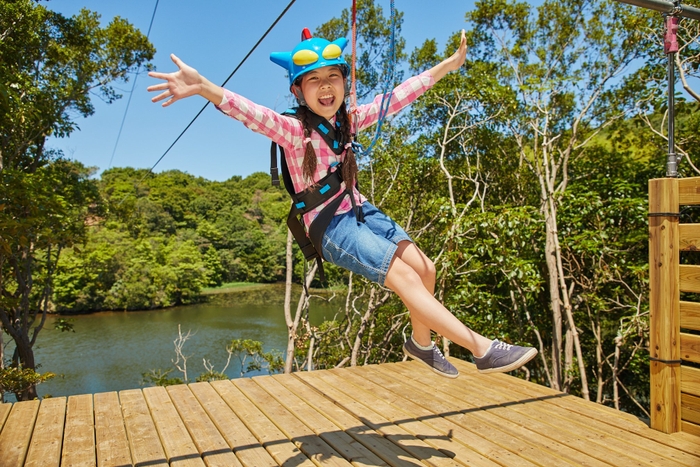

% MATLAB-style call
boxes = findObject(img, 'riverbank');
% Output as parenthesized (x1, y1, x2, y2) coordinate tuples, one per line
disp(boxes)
(201, 282, 270, 295)
(5, 287, 343, 401)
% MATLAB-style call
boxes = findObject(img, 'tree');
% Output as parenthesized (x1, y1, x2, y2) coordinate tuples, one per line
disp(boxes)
(0, 0, 154, 400)
(466, 0, 654, 394)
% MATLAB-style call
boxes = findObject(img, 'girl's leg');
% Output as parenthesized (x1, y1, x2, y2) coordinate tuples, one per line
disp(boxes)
(386, 241, 492, 357)
(392, 241, 434, 348)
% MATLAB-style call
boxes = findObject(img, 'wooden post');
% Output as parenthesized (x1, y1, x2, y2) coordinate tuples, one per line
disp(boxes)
(649, 177, 682, 433)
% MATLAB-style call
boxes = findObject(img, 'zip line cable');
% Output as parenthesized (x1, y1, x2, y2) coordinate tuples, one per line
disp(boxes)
(144, 0, 297, 176)
(107, 0, 160, 170)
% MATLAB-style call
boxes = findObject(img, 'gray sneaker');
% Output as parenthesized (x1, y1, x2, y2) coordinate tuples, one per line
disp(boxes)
(474, 339, 537, 374)
(403, 338, 459, 378)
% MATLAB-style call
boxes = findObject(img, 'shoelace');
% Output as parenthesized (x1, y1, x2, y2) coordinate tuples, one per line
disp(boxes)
(493, 341, 513, 351)
(434, 346, 446, 359)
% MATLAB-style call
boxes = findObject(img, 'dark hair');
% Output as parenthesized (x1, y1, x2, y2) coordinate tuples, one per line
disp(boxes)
(296, 102, 357, 190)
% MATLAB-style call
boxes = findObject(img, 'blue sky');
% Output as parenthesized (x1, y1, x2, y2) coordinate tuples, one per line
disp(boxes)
(46, 1, 473, 182)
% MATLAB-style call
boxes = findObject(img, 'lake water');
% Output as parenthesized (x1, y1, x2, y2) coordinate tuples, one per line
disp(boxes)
(2, 285, 341, 401)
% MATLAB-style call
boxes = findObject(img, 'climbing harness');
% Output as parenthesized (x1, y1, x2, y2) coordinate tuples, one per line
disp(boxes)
(270, 108, 363, 283)
(268, 0, 399, 282)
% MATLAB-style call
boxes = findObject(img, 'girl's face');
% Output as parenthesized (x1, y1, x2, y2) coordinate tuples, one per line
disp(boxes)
(298, 66, 346, 119)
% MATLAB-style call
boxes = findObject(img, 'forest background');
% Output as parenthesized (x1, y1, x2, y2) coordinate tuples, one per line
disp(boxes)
(3, 0, 700, 415)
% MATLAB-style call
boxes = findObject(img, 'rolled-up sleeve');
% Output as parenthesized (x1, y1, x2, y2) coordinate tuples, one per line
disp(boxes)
(217, 89, 302, 149)
(354, 71, 435, 132)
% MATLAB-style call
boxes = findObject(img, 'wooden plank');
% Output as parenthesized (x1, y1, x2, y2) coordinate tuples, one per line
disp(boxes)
(679, 223, 700, 251)
(277, 374, 426, 467)
(417, 361, 698, 467)
(359, 363, 618, 467)
(166, 384, 242, 467)
(0, 402, 12, 432)
(120, 389, 168, 467)
(61, 394, 96, 467)
(682, 365, 700, 397)
(143, 385, 205, 467)
(24, 397, 66, 467)
(681, 333, 700, 364)
(680, 301, 700, 331)
(210, 379, 316, 467)
(296, 370, 462, 467)
(383, 362, 651, 467)
(94, 392, 132, 467)
(0, 399, 40, 467)
(681, 420, 700, 437)
(677, 177, 700, 205)
(649, 177, 682, 433)
(680, 265, 700, 293)
(343, 367, 584, 466)
(234, 378, 352, 467)
(257, 374, 391, 467)
(188, 381, 279, 467)
(681, 392, 700, 425)
(450, 359, 700, 462)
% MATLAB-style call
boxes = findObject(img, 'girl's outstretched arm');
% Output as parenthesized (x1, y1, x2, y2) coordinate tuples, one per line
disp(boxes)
(427, 29, 467, 82)
(148, 54, 223, 107)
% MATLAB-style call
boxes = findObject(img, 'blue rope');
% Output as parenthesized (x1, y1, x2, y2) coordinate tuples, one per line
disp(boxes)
(352, 0, 396, 157)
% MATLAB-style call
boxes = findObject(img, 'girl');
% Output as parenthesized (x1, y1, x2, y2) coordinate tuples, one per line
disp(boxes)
(148, 28, 537, 378)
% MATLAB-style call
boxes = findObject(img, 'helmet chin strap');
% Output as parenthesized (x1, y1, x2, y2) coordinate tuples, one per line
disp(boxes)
(291, 85, 307, 106)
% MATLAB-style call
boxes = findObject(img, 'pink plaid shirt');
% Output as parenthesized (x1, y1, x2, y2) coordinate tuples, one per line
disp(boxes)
(217, 71, 435, 227)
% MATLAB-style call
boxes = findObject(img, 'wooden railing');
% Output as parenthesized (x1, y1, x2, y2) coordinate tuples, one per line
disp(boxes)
(649, 177, 700, 435)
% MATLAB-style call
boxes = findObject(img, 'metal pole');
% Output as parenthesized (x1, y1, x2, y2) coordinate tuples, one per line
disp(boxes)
(616, 0, 700, 20)
(615, 0, 692, 176)
(664, 13, 680, 177)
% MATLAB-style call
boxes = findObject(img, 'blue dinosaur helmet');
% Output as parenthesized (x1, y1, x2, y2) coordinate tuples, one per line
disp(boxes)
(270, 28, 349, 86)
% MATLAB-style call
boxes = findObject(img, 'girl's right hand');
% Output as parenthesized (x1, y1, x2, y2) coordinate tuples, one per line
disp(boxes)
(148, 54, 204, 107)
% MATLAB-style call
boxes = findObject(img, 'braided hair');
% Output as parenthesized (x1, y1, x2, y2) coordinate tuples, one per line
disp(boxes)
(296, 102, 357, 191)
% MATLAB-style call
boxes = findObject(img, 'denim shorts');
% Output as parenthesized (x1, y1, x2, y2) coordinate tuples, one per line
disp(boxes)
(321, 202, 413, 285)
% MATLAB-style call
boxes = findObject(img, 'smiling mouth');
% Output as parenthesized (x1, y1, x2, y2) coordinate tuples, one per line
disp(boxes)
(318, 95, 335, 106)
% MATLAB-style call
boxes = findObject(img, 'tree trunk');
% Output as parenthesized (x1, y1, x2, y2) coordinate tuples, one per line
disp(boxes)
(283, 231, 296, 374)
(544, 212, 563, 391)
(351, 287, 375, 366)
(14, 332, 38, 401)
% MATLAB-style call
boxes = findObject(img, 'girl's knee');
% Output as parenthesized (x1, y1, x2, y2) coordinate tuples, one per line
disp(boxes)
(386, 256, 424, 291)
(423, 256, 436, 279)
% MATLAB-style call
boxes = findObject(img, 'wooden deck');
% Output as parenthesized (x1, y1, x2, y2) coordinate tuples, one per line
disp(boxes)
(0, 358, 699, 467)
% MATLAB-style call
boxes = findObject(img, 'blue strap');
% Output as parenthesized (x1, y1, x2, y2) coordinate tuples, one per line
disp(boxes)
(317, 123, 330, 134)
(295, 201, 306, 209)
(319, 184, 331, 194)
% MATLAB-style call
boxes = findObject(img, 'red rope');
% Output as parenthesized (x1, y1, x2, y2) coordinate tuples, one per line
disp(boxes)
(350, 0, 358, 132)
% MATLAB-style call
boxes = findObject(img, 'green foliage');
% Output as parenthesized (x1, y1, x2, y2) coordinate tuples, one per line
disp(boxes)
(53, 318, 75, 333)
(0, 0, 153, 400)
(140, 369, 183, 387)
(142, 336, 283, 387)
(195, 371, 228, 383)
(52, 168, 290, 312)
(227, 338, 284, 377)
(0, 365, 56, 401)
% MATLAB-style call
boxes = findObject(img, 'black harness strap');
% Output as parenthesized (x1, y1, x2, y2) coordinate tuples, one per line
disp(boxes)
(270, 107, 363, 283)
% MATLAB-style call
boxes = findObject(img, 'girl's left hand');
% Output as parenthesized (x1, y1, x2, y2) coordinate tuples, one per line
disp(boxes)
(447, 29, 467, 72)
